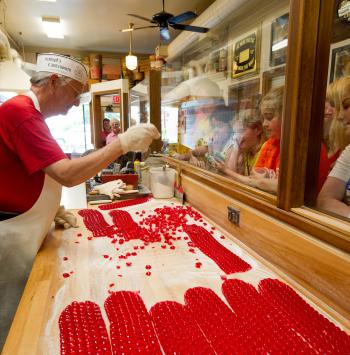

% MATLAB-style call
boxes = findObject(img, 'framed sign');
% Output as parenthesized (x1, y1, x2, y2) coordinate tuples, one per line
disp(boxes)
(270, 13, 289, 67)
(232, 30, 260, 78)
(328, 38, 350, 84)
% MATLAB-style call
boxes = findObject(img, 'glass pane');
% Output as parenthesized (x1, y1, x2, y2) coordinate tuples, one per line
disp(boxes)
(129, 78, 150, 127)
(161, 0, 290, 196)
(312, 1, 350, 221)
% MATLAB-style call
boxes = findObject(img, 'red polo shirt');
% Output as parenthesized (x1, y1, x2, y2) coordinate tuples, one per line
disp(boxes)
(0, 95, 67, 213)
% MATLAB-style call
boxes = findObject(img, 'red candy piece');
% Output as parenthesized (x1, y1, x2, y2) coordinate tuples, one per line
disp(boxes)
(145, 265, 152, 270)
(62, 273, 70, 278)
(195, 262, 202, 269)
(63, 257, 68, 261)
(146, 271, 151, 276)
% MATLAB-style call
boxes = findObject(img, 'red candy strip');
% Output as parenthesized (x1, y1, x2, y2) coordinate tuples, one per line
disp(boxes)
(99, 196, 151, 210)
(184, 224, 251, 274)
(227, 279, 312, 353)
(150, 301, 215, 354)
(109, 209, 156, 243)
(78, 210, 115, 237)
(259, 278, 350, 353)
(184, 287, 244, 353)
(104, 291, 162, 354)
(222, 279, 350, 353)
(59, 301, 112, 355)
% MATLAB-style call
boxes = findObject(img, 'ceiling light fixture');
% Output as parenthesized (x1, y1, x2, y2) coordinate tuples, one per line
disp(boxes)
(125, 23, 138, 71)
(42, 16, 64, 39)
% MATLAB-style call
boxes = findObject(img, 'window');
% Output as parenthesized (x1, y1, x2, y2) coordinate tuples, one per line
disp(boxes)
(46, 104, 93, 154)
(306, 0, 350, 223)
(162, 0, 290, 196)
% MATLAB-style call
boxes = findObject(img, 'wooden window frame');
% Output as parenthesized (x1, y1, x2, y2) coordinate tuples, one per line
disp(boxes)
(164, 0, 350, 252)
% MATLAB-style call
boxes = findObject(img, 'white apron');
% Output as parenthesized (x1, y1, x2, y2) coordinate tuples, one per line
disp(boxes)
(0, 91, 62, 349)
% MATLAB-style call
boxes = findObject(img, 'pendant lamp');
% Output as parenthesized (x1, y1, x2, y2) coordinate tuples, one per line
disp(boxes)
(125, 23, 138, 71)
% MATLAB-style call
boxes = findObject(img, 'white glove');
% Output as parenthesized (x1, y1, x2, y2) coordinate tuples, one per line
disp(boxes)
(94, 180, 126, 199)
(118, 123, 160, 153)
(54, 205, 78, 229)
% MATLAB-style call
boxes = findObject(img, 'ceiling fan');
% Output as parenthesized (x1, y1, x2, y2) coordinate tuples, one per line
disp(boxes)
(123, 0, 209, 41)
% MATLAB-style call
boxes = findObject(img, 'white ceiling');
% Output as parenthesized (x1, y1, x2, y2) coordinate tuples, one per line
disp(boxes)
(2, 0, 215, 54)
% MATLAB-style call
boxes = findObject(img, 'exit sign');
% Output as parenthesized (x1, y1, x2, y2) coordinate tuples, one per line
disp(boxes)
(112, 95, 120, 104)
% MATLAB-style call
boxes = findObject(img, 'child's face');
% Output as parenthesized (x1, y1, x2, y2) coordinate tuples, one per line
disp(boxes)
(261, 102, 281, 139)
(239, 126, 260, 151)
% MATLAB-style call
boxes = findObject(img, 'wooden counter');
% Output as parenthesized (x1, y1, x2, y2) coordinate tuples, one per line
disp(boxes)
(2, 199, 350, 354)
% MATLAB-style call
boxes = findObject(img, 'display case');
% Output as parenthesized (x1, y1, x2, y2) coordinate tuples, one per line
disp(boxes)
(161, 0, 350, 316)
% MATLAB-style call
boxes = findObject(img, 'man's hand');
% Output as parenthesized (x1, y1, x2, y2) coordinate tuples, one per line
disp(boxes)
(118, 124, 160, 154)
(54, 206, 78, 229)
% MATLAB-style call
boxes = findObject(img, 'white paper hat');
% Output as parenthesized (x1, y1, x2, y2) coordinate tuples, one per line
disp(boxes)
(36, 53, 88, 84)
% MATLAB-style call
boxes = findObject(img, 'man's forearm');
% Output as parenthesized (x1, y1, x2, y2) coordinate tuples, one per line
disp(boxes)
(44, 139, 123, 186)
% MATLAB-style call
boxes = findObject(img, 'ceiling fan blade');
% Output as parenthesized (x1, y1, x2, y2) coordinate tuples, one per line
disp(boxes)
(133, 25, 159, 30)
(171, 23, 209, 33)
(127, 13, 153, 22)
(168, 11, 197, 24)
(160, 27, 170, 41)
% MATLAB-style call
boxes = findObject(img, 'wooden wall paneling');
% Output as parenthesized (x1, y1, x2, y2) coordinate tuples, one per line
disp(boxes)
(181, 173, 350, 319)
(91, 93, 102, 148)
(278, 0, 321, 210)
(304, 0, 336, 205)
(149, 69, 162, 153)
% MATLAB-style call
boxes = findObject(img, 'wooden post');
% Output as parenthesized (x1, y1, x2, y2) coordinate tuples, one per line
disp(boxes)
(149, 69, 162, 153)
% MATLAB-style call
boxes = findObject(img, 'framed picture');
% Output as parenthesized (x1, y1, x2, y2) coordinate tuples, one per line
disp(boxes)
(270, 13, 289, 67)
(232, 29, 260, 78)
(328, 38, 350, 84)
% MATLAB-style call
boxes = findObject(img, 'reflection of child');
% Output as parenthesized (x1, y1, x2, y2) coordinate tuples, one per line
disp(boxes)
(220, 86, 329, 194)
(215, 118, 264, 177)
(317, 76, 350, 218)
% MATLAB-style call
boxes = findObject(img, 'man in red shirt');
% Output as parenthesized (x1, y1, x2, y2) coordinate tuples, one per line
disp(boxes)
(0, 53, 160, 347)
(101, 118, 111, 145)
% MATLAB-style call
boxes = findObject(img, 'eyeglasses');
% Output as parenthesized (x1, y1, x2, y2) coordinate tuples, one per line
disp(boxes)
(64, 80, 92, 104)
(65, 80, 84, 100)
